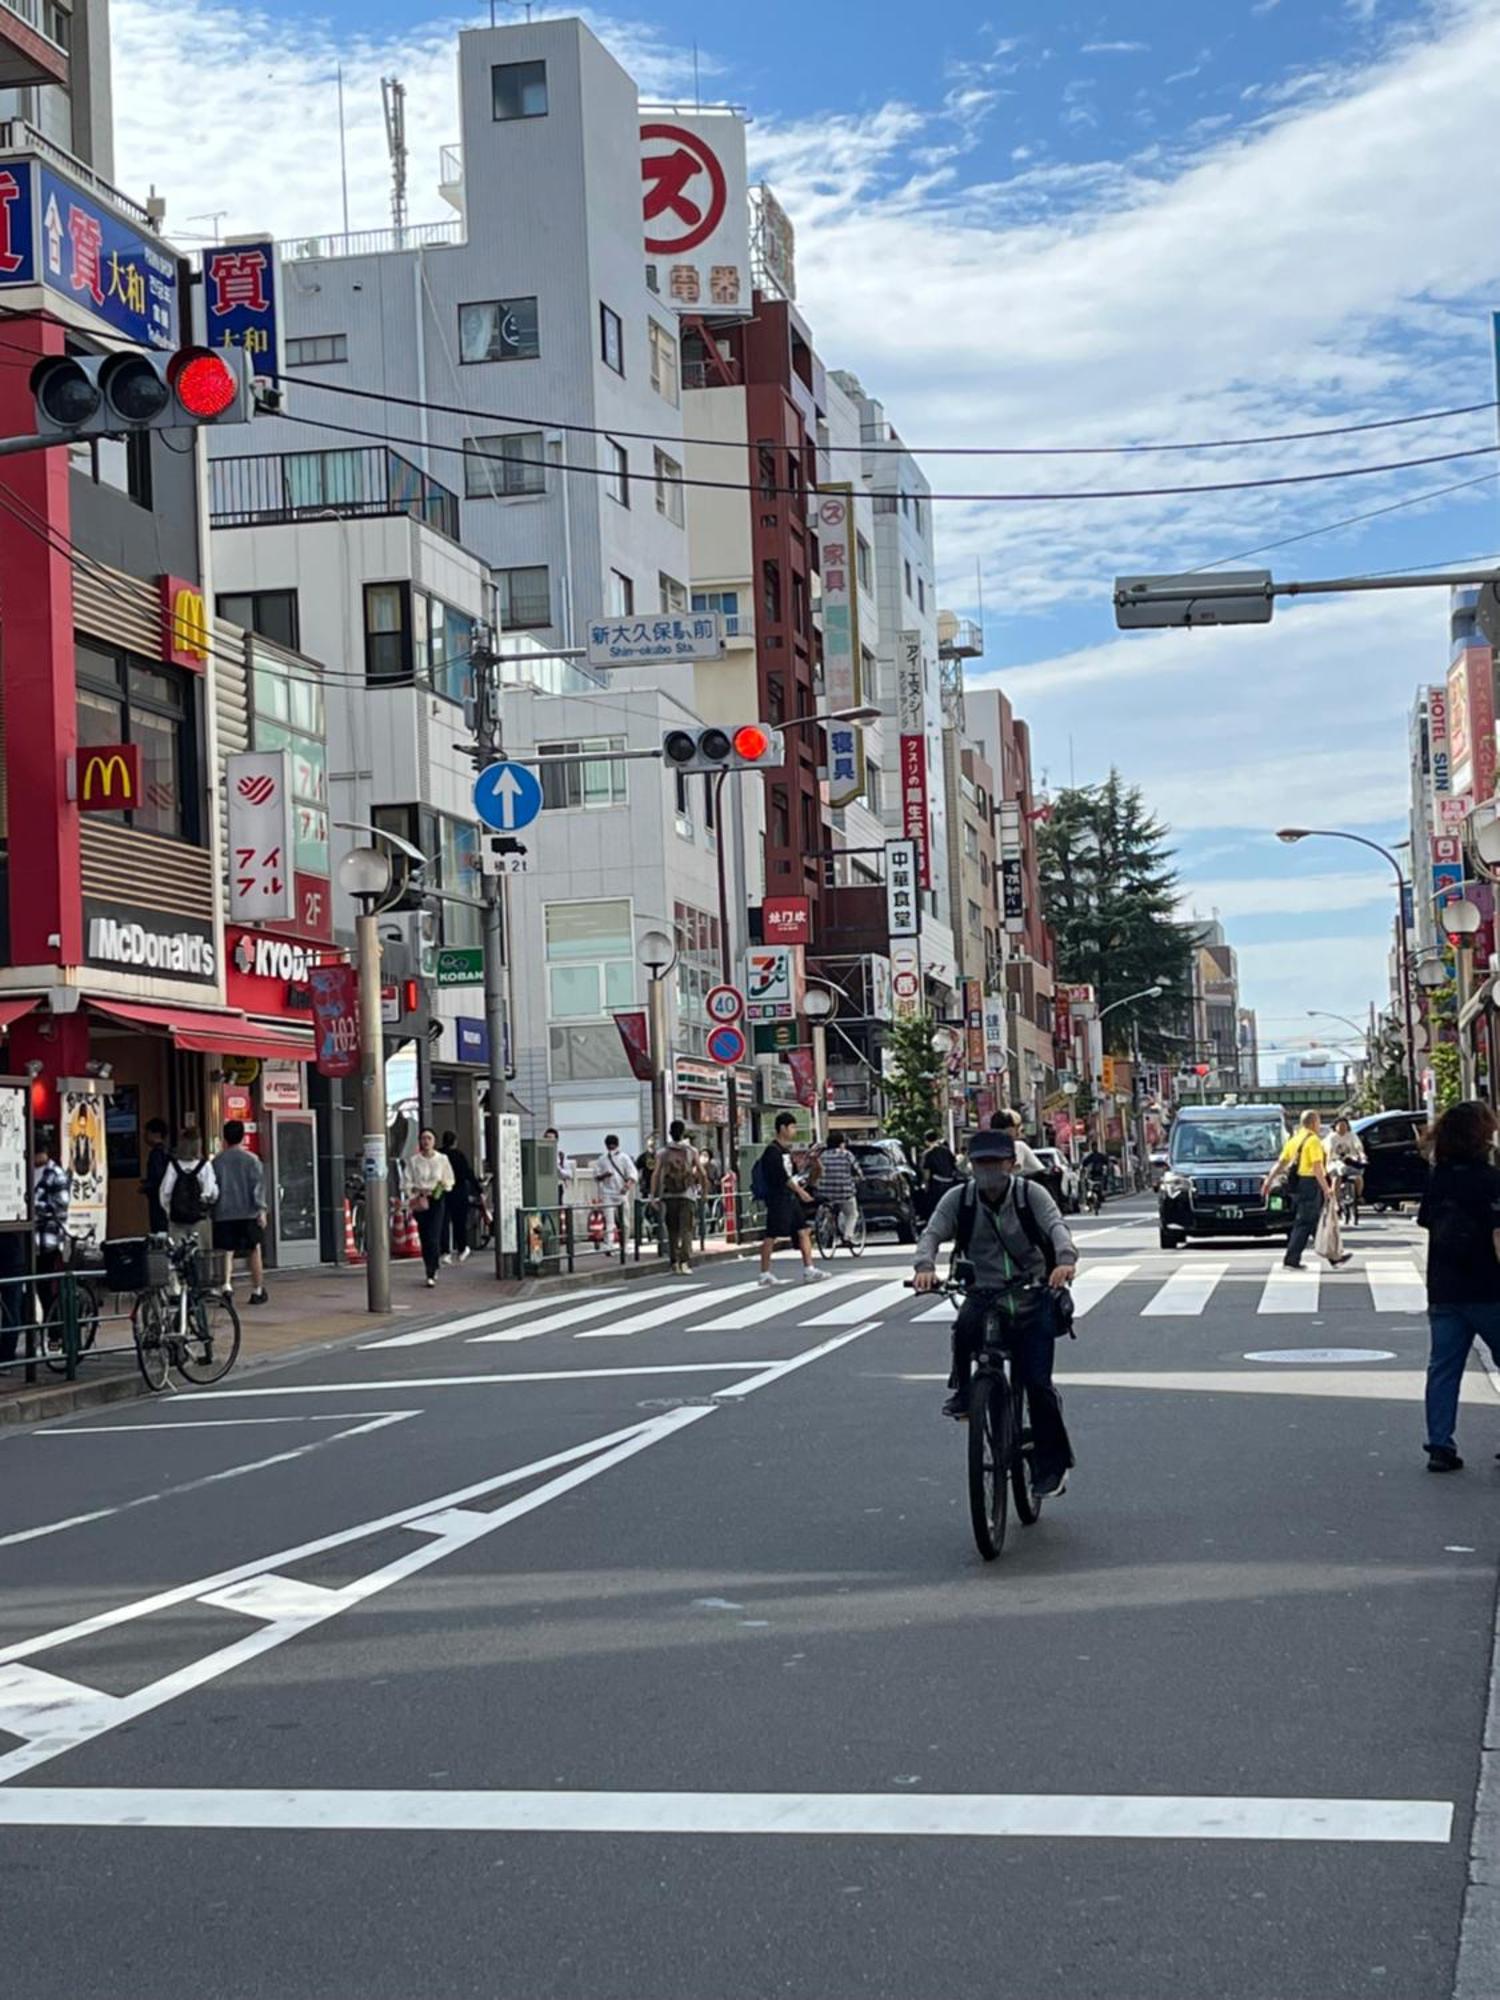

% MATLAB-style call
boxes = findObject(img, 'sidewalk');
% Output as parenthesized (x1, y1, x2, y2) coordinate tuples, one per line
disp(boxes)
(0, 1234, 745, 1427)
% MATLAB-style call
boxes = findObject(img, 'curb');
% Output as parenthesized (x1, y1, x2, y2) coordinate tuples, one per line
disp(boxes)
(0, 1239, 753, 1432)
(1453, 1561, 1500, 1999)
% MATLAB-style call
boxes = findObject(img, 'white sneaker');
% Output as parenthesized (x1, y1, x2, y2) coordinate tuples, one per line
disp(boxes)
(757, 1272, 784, 1288)
(424, 1277, 437, 1288)
(458, 1247, 472, 1263)
(442, 1254, 454, 1266)
(801, 1266, 829, 1284)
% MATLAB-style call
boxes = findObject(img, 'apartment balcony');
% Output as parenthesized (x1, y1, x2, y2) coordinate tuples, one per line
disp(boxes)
(278, 219, 462, 264)
(210, 445, 461, 543)
(0, 0, 68, 89)
(438, 144, 464, 218)
(937, 613, 984, 661)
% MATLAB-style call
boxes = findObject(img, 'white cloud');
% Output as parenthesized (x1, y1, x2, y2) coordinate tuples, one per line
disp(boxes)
(1178, 872, 1394, 921)
(1081, 41, 1151, 54)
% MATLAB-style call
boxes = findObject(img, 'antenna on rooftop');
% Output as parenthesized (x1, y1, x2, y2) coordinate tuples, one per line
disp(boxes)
(382, 76, 408, 247)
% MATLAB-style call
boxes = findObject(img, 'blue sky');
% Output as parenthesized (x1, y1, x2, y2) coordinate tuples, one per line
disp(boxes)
(108, 0, 1500, 1061)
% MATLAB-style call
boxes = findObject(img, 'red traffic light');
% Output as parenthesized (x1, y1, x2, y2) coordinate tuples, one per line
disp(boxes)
(170, 347, 238, 419)
(1193, 1063, 1210, 1077)
(732, 723, 772, 762)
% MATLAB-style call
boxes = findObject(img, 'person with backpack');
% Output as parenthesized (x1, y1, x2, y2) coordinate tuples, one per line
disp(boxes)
(158, 1132, 218, 1265)
(912, 1128, 1078, 1497)
(651, 1119, 704, 1273)
(1418, 1099, 1499, 1472)
(754, 1112, 827, 1287)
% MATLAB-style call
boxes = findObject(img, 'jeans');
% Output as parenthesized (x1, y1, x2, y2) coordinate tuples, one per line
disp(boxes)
(1284, 1185, 1323, 1266)
(952, 1292, 1074, 1482)
(415, 1202, 444, 1280)
(1425, 1302, 1500, 1451)
(663, 1195, 696, 1267)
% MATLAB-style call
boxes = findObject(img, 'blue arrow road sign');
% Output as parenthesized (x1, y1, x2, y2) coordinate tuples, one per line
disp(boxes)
(474, 760, 543, 833)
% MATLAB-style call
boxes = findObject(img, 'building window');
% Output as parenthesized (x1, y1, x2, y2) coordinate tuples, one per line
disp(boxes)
(600, 303, 623, 375)
(75, 641, 197, 843)
(903, 559, 913, 599)
(856, 534, 873, 592)
(363, 583, 410, 685)
(496, 564, 550, 630)
(74, 430, 152, 510)
(537, 737, 627, 811)
(416, 590, 477, 704)
(654, 448, 684, 525)
(917, 575, 926, 613)
(963, 822, 980, 862)
(285, 334, 347, 367)
(691, 588, 740, 637)
(673, 901, 722, 1059)
(673, 767, 692, 832)
(217, 588, 300, 651)
(770, 789, 790, 850)
(967, 898, 983, 934)
(252, 645, 329, 878)
(458, 296, 540, 364)
(762, 560, 781, 625)
(865, 760, 883, 815)
(874, 493, 897, 515)
(464, 431, 544, 497)
(376, 805, 479, 949)
(605, 438, 630, 507)
(544, 901, 636, 1085)
(492, 59, 547, 120)
(659, 572, 687, 614)
(648, 319, 679, 406)
(791, 572, 808, 636)
(608, 570, 634, 616)
(703, 773, 717, 831)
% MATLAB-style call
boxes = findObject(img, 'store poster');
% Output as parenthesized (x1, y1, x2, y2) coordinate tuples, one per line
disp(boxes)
(62, 1090, 108, 1242)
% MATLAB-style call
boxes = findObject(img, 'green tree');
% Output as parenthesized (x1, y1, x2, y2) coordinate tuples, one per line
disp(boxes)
(1430, 1042, 1461, 1114)
(1036, 770, 1193, 1059)
(1371, 1017, 1410, 1111)
(882, 1013, 943, 1157)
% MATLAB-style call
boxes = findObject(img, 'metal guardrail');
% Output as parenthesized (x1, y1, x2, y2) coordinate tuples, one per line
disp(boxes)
(209, 446, 461, 543)
(512, 1196, 767, 1279)
(0, 122, 152, 228)
(278, 220, 462, 263)
(0, 1262, 139, 1386)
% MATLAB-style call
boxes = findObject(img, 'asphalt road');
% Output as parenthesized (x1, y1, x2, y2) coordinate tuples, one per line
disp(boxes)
(1, 1197, 1496, 2000)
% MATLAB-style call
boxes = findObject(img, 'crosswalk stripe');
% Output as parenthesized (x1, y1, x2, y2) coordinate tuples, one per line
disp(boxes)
(914, 1300, 956, 1323)
(1070, 1264, 1138, 1318)
(467, 1284, 690, 1344)
(800, 1278, 918, 1326)
(688, 1272, 887, 1332)
(577, 1279, 767, 1338)
(1258, 1265, 1319, 1314)
(1366, 1262, 1427, 1314)
(361, 1293, 611, 1350)
(1141, 1263, 1228, 1317)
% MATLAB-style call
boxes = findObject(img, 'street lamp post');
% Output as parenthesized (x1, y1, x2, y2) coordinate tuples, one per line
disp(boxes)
(637, 927, 676, 1149)
(1097, 984, 1163, 1184)
(802, 985, 835, 1144)
(1276, 828, 1420, 1111)
(1438, 894, 1483, 1098)
(337, 845, 395, 1315)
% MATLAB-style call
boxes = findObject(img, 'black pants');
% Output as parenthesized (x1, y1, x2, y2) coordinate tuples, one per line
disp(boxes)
(663, 1196, 696, 1267)
(1284, 1185, 1323, 1267)
(443, 1188, 469, 1257)
(416, 1202, 444, 1279)
(952, 1292, 1073, 1482)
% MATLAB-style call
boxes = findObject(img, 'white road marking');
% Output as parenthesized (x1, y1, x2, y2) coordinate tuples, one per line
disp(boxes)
(799, 1279, 917, 1326)
(1141, 1263, 1228, 1317)
(712, 1327, 878, 1399)
(0, 1413, 416, 1550)
(1244, 1348, 1397, 1365)
(35, 1413, 415, 1434)
(913, 1300, 955, 1323)
(1258, 1264, 1320, 1313)
(686, 1273, 884, 1332)
(467, 1284, 691, 1344)
(1366, 1262, 1427, 1314)
(0, 1665, 124, 1738)
(361, 1292, 611, 1349)
(574, 1279, 764, 1339)
(1070, 1264, 1139, 1318)
(198, 1574, 347, 1624)
(180, 1362, 779, 1399)
(0, 1786, 1450, 1844)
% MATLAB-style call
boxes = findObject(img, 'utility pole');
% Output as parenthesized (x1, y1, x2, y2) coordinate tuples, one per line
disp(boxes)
(469, 628, 511, 1281)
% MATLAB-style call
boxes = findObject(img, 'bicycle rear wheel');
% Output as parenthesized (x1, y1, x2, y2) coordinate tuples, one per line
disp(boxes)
(41, 1277, 101, 1374)
(967, 1372, 1011, 1560)
(132, 1297, 170, 1391)
(815, 1207, 836, 1259)
(847, 1210, 866, 1257)
(177, 1290, 242, 1384)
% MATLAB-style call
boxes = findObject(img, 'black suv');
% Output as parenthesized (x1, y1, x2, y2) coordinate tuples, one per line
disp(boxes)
(851, 1141, 920, 1242)
(1351, 1111, 1428, 1211)
(1158, 1105, 1291, 1248)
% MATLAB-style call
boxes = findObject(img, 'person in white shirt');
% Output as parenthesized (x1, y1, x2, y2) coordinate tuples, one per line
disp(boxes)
(594, 1134, 639, 1248)
(988, 1107, 1044, 1177)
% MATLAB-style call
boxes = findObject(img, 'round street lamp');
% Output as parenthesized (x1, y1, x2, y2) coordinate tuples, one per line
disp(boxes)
(1441, 897, 1483, 938)
(1475, 812, 1500, 870)
(1415, 957, 1450, 990)
(802, 986, 836, 1142)
(636, 928, 676, 1144)
(930, 1025, 958, 1057)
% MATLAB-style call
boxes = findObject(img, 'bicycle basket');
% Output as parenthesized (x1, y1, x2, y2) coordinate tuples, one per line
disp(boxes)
(102, 1236, 171, 1293)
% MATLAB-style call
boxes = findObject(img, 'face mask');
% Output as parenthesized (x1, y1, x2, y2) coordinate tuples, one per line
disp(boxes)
(973, 1165, 1011, 1198)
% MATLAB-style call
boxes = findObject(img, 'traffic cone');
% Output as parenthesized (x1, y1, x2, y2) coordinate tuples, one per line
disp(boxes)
(392, 1200, 420, 1259)
(343, 1198, 364, 1265)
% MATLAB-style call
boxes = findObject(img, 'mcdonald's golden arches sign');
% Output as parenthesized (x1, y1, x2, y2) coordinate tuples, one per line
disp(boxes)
(77, 744, 142, 813)
(161, 573, 210, 672)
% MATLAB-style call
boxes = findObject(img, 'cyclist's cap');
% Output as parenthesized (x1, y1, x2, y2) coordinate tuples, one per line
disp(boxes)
(968, 1131, 1016, 1163)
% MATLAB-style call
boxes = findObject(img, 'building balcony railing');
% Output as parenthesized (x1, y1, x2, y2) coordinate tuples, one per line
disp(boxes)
(0, 0, 68, 89)
(278, 218, 462, 264)
(938, 616, 984, 661)
(209, 445, 461, 543)
(0, 122, 149, 227)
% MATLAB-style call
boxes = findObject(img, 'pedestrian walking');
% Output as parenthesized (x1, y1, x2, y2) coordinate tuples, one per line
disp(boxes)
(407, 1129, 456, 1288)
(652, 1119, 703, 1272)
(544, 1127, 573, 1214)
(158, 1132, 218, 1271)
(593, 1135, 638, 1248)
(754, 1112, 825, 1286)
(31, 1128, 69, 1333)
(1419, 1099, 1500, 1473)
(141, 1117, 171, 1233)
(439, 1129, 477, 1264)
(212, 1119, 269, 1304)
(1262, 1109, 1345, 1270)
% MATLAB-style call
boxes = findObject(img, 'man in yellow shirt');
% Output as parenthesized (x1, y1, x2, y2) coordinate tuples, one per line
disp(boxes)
(1261, 1109, 1333, 1269)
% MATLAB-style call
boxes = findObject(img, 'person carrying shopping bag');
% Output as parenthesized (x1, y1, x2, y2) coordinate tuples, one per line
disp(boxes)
(1262, 1110, 1349, 1269)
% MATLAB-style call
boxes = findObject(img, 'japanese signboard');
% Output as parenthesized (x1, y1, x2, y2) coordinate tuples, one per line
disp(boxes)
(1000, 855, 1024, 932)
(745, 946, 795, 1022)
(900, 733, 931, 890)
(984, 994, 1007, 1071)
(63, 1090, 107, 1242)
(202, 236, 281, 380)
(1429, 684, 1452, 797)
(0, 157, 179, 347)
(826, 718, 863, 806)
(585, 614, 722, 666)
(1440, 793, 1474, 827)
(1433, 834, 1462, 864)
(1062, 983, 1098, 1008)
(817, 486, 864, 808)
(641, 113, 751, 316)
(75, 743, 141, 813)
(1448, 653, 1475, 797)
(964, 978, 985, 1071)
(762, 897, 811, 946)
(753, 184, 797, 301)
(0, 1083, 27, 1226)
(226, 751, 295, 924)
(890, 939, 922, 1021)
(885, 838, 919, 939)
(1454, 645, 1498, 805)
(897, 631, 925, 736)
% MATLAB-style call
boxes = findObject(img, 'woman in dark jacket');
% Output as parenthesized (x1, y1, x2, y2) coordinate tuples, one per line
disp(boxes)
(440, 1130, 477, 1264)
(1418, 1099, 1500, 1472)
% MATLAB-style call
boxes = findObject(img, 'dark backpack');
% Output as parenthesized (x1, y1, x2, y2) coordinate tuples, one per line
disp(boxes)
(953, 1178, 1075, 1338)
(750, 1146, 777, 1204)
(168, 1160, 208, 1226)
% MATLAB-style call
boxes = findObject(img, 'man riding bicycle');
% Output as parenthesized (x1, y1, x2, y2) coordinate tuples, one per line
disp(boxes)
(812, 1132, 861, 1246)
(912, 1129, 1079, 1497)
(1080, 1147, 1111, 1205)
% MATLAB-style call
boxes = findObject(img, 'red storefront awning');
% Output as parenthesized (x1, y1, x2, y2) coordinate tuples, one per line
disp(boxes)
(89, 999, 314, 1062)
(0, 997, 40, 1034)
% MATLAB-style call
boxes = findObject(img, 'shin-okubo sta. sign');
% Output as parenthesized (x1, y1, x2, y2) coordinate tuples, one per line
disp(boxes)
(817, 487, 865, 808)
(885, 838, 919, 938)
(586, 614, 722, 666)
(641, 112, 751, 314)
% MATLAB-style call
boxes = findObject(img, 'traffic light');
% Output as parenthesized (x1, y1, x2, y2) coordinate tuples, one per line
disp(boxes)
(661, 722, 784, 774)
(31, 344, 254, 439)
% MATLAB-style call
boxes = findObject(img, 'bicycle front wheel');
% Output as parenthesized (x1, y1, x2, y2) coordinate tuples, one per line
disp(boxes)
(1011, 1386, 1042, 1528)
(967, 1373, 1011, 1561)
(132, 1297, 170, 1391)
(177, 1290, 241, 1385)
(847, 1210, 866, 1257)
(815, 1207, 836, 1259)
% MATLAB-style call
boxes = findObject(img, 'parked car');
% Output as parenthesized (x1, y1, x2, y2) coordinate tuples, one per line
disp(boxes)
(1158, 1104, 1291, 1248)
(1031, 1146, 1079, 1212)
(1351, 1110, 1429, 1211)
(851, 1141, 921, 1242)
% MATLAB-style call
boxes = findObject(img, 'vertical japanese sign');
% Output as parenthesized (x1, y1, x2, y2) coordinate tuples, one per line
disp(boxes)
(612, 1011, 654, 1083)
(984, 994, 1008, 1072)
(998, 800, 1025, 935)
(885, 838, 919, 939)
(1448, 655, 1474, 798)
(1459, 645, 1499, 804)
(897, 630, 930, 888)
(890, 939, 922, 1021)
(226, 751, 295, 923)
(817, 487, 864, 809)
(202, 236, 282, 381)
(641, 113, 751, 314)
(964, 978, 985, 1071)
(62, 1090, 107, 1242)
(308, 963, 360, 1080)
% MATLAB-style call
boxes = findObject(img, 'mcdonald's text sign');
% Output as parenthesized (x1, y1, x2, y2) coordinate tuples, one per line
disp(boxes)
(161, 574, 210, 672)
(77, 743, 142, 813)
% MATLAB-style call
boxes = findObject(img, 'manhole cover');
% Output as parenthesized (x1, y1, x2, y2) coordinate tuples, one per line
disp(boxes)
(1242, 1348, 1396, 1365)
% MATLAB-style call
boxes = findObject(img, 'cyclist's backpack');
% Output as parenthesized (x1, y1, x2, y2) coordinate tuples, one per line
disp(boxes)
(750, 1146, 776, 1204)
(658, 1144, 695, 1197)
(952, 1177, 1056, 1274)
(168, 1160, 208, 1226)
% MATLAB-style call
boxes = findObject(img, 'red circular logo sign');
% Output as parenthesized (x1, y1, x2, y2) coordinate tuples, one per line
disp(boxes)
(641, 123, 728, 255)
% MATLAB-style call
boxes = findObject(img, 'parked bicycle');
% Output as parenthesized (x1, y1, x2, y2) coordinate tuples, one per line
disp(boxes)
(114, 1233, 241, 1391)
(40, 1228, 103, 1375)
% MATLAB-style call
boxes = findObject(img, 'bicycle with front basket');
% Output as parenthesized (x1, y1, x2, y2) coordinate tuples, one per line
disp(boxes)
(124, 1233, 242, 1391)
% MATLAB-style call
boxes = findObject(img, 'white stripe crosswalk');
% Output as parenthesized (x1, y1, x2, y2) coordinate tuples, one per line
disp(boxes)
(800, 1279, 920, 1326)
(1365, 1261, 1426, 1314)
(684, 1273, 881, 1332)
(1258, 1266, 1320, 1315)
(1070, 1264, 1139, 1318)
(467, 1285, 690, 1344)
(1141, 1263, 1229, 1317)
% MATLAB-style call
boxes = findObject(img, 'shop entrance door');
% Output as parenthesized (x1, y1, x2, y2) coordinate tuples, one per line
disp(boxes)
(268, 1109, 320, 1268)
